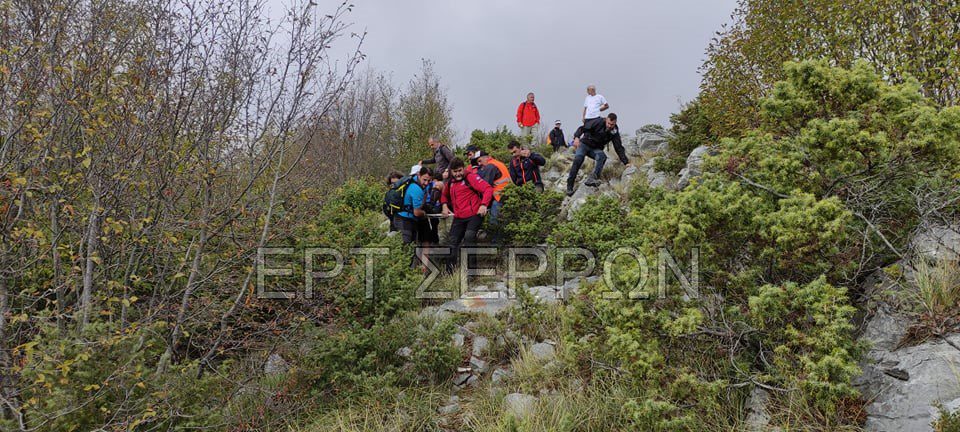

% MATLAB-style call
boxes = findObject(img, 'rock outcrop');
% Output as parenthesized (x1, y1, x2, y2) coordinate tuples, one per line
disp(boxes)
(854, 260, 960, 431)
(676, 145, 714, 189)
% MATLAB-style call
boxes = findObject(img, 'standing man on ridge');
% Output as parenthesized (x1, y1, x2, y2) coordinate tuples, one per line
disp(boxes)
(516, 92, 541, 139)
(565, 113, 630, 196)
(548, 120, 566, 152)
(582, 85, 608, 122)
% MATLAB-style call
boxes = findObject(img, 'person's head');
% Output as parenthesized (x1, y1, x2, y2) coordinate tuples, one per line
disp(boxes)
(526, 92, 535, 103)
(475, 150, 491, 166)
(386, 171, 403, 186)
(507, 140, 523, 158)
(449, 158, 466, 180)
(465, 145, 479, 160)
(417, 167, 433, 187)
(605, 113, 618, 130)
(554, 120, 561, 129)
(428, 137, 441, 149)
(586, 85, 596, 96)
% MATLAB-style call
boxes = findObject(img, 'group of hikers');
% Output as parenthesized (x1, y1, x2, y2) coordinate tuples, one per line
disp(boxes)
(383, 85, 631, 274)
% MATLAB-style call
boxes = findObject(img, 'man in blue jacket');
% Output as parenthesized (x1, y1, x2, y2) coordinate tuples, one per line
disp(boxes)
(395, 167, 433, 267)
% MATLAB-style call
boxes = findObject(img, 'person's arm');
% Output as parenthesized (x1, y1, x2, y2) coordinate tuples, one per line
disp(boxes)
(530, 153, 546, 166)
(440, 145, 454, 163)
(440, 181, 451, 217)
(508, 159, 519, 184)
(411, 187, 426, 217)
(422, 155, 436, 165)
(468, 173, 494, 207)
(582, 106, 587, 121)
(533, 105, 540, 126)
(558, 130, 565, 145)
(599, 95, 609, 112)
(611, 133, 629, 165)
(516, 103, 524, 126)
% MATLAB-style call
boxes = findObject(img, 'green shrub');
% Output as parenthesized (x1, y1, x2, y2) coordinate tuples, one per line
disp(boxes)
(748, 277, 862, 412)
(302, 313, 460, 400)
(934, 404, 960, 432)
(9, 322, 227, 431)
(496, 183, 564, 246)
(468, 127, 516, 162)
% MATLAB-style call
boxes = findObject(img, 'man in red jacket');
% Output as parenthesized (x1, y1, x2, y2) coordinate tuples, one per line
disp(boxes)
(441, 158, 494, 271)
(516, 92, 540, 138)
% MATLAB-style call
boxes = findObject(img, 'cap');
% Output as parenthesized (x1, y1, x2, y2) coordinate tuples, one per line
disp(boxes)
(465, 145, 480, 153)
(409, 164, 421, 175)
(554, 120, 561, 124)
(475, 150, 489, 158)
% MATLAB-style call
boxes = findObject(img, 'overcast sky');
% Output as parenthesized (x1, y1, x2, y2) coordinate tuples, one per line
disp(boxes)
(273, 0, 739, 142)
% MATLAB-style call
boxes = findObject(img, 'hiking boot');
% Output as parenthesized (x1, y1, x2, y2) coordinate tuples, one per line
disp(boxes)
(565, 186, 574, 196)
(584, 174, 601, 187)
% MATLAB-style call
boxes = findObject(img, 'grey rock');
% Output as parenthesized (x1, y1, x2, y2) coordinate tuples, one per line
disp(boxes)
(526, 285, 560, 304)
(396, 346, 412, 359)
(491, 367, 513, 384)
(676, 145, 713, 190)
(472, 336, 490, 357)
(438, 402, 460, 415)
(530, 342, 556, 362)
(854, 301, 960, 432)
(503, 393, 538, 419)
(454, 372, 477, 387)
(456, 325, 475, 338)
(451, 333, 465, 348)
(636, 132, 671, 154)
(470, 356, 488, 374)
(911, 224, 960, 261)
(264, 353, 289, 375)
(744, 387, 774, 431)
(439, 292, 514, 316)
(647, 171, 669, 188)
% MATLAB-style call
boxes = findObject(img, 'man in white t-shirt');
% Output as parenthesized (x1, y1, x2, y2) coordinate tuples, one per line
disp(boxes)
(582, 85, 609, 122)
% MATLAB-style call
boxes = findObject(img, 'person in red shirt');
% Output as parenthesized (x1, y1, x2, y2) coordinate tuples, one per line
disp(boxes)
(441, 158, 493, 271)
(515, 92, 540, 138)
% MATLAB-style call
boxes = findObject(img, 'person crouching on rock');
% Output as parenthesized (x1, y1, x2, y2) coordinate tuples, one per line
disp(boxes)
(507, 140, 546, 192)
(441, 158, 494, 272)
(565, 113, 631, 196)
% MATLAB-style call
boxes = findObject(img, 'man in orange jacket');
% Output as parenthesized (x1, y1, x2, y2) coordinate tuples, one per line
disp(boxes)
(474, 150, 510, 243)
(516, 92, 540, 138)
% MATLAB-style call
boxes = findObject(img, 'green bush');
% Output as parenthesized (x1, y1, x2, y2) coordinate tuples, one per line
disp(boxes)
(8, 322, 228, 431)
(468, 126, 516, 162)
(302, 313, 460, 400)
(496, 183, 564, 246)
(558, 60, 960, 429)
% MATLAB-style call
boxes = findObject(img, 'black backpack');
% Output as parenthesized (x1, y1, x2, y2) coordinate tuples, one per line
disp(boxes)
(383, 175, 415, 219)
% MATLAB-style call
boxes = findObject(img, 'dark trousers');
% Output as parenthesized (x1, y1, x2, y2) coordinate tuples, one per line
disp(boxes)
(567, 145, 607, 189)
(396, 216, 420, 268)
(447, 215, 483, 271)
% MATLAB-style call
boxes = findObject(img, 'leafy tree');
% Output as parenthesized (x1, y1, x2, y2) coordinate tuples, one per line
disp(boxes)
(701, 0, 960, 137)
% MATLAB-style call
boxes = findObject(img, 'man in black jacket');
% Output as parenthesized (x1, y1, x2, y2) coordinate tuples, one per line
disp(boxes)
(565, 113, 630, 196)
(507, 140, 546, 191)
(548, 120, 566, 152)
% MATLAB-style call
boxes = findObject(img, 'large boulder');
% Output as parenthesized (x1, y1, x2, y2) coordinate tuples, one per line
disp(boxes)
(853, 266, 960, 431)
(911, 224, 960, 261)
(676, 145, 714, 190)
